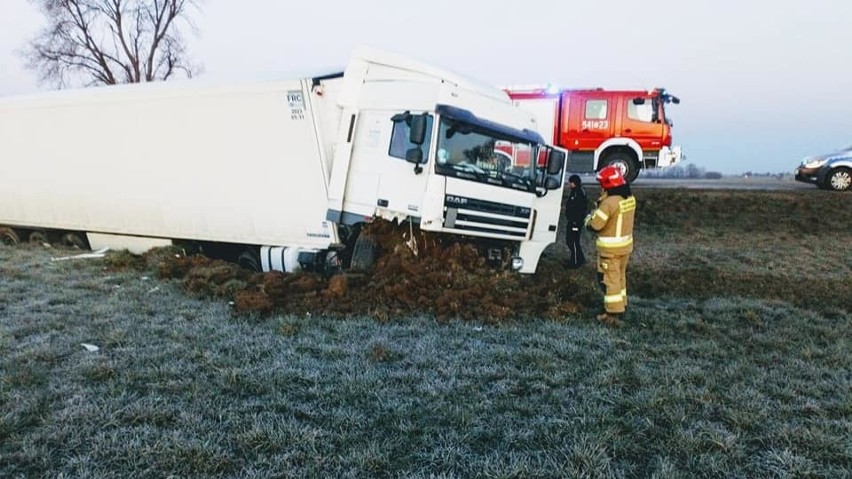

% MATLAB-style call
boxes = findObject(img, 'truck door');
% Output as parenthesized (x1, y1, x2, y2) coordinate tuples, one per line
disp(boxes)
(344, 110, 434, 220)
(621, 96, 664, 152)
(575, 96, 613, 151)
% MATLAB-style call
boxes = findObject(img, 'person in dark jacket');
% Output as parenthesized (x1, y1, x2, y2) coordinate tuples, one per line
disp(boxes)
(563, 174, 588, 268)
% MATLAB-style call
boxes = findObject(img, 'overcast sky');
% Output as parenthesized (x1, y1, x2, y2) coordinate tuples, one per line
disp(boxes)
(2, 0, 850, 174)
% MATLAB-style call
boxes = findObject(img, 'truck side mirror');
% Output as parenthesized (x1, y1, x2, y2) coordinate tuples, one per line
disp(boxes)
(409, 114, 428, 145)
(405, 147, 423, 164)
(535, 175, 562, 197)
(391, 111, 412, 123)
(406, 147, 424, 174)
(545, 176, 561, 190)
(546, 149, 565, 175)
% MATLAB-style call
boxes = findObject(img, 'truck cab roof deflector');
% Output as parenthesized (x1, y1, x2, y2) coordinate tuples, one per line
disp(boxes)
(436, 104, 545, 145)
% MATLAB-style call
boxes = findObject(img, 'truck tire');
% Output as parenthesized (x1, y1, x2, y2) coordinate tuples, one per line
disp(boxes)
(826, 167, 851, 191)
(600, 152, 639, 183)
(0, 227, 21, 246)
(237, 248, 262, 272)
(350, 234, 378, 272)
(28, 230, 53, 247)
(60, 232, 89, 250)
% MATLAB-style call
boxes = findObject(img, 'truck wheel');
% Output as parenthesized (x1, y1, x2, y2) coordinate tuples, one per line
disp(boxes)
(60, 232, 89, 250)
(600, 153, 639, 183)
(826, 167, 851, 191)
(237, 248, 262, 272)
(0, 227, 21, 246)
(350, 234, 378, 271)
(28, 230, 53, 247)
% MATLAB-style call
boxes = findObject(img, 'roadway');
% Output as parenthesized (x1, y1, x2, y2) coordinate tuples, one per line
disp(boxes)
(574, 176, 814, 191)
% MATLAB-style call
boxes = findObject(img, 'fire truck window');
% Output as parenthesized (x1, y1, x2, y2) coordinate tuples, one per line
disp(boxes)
(627, 100, 655, 122)
(389, 114, 433, 161)
(585, 100, 607, 120)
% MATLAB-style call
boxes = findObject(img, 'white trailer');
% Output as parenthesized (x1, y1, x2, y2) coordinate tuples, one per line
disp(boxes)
(0, 47, 566, 273)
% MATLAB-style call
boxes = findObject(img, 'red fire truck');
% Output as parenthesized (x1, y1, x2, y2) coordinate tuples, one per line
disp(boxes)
(506, 87, 682, 182)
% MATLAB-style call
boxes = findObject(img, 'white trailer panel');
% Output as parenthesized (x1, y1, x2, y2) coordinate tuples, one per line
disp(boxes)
(0, 79, 337, 249)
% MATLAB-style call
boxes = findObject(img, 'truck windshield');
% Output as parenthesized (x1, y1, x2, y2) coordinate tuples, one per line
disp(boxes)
(434, 118, 539, 193)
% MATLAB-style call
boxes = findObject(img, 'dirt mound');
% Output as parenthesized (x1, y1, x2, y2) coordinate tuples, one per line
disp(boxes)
(125, 220, 594, 322)
(94, 187, 852, 319)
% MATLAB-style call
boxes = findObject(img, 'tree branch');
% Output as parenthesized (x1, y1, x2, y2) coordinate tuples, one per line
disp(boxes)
(24, 0, 201, 88)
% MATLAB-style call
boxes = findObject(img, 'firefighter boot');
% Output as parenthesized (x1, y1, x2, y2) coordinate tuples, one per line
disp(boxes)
(596, 312, 623, 327)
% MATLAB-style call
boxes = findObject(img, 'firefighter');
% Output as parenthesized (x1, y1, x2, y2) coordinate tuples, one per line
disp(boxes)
(564, 174, 588, 268)
(585, 165, 636, 325)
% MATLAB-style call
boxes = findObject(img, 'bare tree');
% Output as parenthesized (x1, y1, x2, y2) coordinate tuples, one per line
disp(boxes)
(24, 0, 202, 88)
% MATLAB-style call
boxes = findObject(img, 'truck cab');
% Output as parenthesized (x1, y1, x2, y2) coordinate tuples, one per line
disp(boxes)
(507, 87, 683, 182)
(322, 50, 568, 273)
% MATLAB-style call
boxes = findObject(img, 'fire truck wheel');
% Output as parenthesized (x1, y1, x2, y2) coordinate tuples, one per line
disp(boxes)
(350, 234, 378, 271)
(0, 226, 21, 246)
(600, 153, 638, 183)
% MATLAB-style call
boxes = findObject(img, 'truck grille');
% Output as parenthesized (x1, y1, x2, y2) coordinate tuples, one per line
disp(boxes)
(443, 195, 531, 238)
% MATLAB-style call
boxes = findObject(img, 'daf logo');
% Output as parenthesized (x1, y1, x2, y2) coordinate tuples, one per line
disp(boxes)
(446, 195, 468, 205)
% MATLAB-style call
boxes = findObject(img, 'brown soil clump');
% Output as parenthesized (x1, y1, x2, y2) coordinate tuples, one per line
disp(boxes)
(100, 187, 852, 319)
(137, 220, 594, 322)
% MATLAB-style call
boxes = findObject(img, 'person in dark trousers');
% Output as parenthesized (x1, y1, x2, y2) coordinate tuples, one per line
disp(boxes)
(563, 174, 588, 268)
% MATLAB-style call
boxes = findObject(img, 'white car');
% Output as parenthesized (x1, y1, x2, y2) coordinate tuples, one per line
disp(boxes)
(795, 146, 852, 191)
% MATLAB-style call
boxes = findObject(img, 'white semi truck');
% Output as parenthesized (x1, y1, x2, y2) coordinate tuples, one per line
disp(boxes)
(0, 48, 566, 274)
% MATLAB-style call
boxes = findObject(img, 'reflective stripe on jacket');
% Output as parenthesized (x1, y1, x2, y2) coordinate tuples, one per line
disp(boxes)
(588, 194, 636, 255)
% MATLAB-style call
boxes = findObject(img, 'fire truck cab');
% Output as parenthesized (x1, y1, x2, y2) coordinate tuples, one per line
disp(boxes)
(507, 87, 682, 182)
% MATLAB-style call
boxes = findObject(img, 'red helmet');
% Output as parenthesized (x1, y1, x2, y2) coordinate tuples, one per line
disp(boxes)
(596, 165, 626, 189)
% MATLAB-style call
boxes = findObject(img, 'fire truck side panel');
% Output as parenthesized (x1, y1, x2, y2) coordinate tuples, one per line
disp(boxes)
(507, 87, 683, 178)
(566, 93, 615, 151)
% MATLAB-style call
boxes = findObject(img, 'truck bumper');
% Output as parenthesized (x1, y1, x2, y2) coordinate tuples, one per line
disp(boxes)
(657, 145, 683, 167)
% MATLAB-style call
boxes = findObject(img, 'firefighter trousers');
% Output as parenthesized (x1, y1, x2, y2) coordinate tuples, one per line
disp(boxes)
(597, 253, 630, 314)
